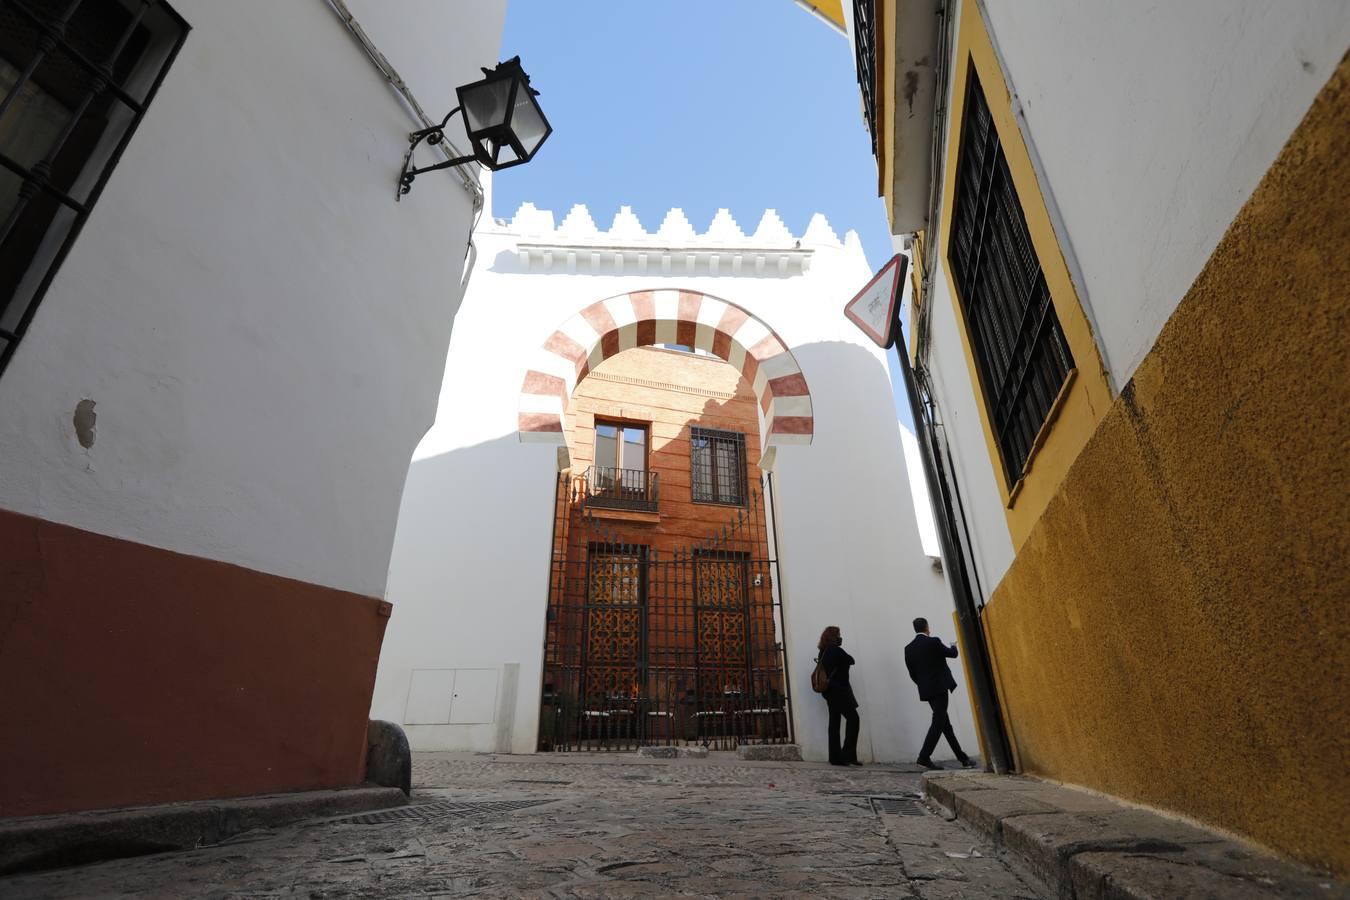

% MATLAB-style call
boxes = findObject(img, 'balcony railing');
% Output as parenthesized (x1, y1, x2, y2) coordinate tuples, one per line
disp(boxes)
(585, 466, 659, 513)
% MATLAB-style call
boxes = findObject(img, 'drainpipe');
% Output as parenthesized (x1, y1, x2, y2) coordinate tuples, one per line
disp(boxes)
(892, 306, 1013, 774)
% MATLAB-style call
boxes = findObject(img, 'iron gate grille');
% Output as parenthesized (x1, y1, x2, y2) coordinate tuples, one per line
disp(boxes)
(948, 68, 1075, 485)
(540, 474, 791, 751)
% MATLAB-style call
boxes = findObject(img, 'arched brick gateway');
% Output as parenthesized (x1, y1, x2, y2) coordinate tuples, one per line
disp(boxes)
(518, 290, 813, 450)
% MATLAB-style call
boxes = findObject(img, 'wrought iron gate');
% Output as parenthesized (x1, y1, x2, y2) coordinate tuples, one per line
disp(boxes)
(539, 474, 792, 751)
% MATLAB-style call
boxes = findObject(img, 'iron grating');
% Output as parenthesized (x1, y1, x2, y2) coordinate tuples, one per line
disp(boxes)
(870, 797, 929, 817)
(330, 799, 552, 826)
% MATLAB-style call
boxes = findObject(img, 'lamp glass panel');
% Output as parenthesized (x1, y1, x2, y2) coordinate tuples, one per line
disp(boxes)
(510, 89, 549, 156)
(460, 76, 511, 134)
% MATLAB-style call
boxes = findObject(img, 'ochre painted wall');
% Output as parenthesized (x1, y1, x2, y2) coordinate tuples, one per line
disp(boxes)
(0, 508, 388, 817)
(981, 56, 1350, 875)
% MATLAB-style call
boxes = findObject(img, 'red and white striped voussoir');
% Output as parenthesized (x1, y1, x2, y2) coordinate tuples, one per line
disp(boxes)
(518, 289, 813, 449)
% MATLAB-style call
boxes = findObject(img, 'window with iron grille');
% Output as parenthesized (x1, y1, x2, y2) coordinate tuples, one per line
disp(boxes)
(691, 427, 746, 506)
(0, 0, 189, 379)
(947, 68, 1075, 487)
(586, 544, 646, 606)
(852, 0, 878, 157)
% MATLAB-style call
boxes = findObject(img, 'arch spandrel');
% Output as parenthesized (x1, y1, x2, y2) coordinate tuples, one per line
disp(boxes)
(518, 290, 813, 451)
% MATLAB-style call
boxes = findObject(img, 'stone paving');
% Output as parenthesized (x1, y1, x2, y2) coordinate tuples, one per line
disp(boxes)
(0, 752, 1049, 898)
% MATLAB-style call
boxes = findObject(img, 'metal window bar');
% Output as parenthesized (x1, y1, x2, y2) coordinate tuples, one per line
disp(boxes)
(584, 465, 658, 512)
(947, 68, 1074, 485)
(691, 427, 746, 506)
(852, 0, 878, 156)
(0, 0, 189, 379)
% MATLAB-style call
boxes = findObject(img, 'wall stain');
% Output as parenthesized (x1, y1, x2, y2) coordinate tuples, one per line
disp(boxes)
(73, 399, 96, 449)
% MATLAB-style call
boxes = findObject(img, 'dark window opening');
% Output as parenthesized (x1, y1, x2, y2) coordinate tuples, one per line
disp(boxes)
(947, 67, 1075, 486)
(0, 0, 189, 378)
(691, 426, 746, 506)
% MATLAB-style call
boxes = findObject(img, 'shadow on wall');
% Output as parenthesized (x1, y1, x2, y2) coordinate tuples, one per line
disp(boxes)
(372, 430, 559, 752)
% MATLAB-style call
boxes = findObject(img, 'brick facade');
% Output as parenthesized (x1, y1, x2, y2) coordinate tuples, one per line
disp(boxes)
(565, 346, 768, 555)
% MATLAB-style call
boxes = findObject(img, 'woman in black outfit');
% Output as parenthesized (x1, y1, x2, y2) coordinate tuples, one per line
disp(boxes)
(818, 625, 861, 766)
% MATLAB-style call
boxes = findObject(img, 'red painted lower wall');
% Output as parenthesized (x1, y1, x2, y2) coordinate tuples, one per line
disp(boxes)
(0, 507, 389, 818)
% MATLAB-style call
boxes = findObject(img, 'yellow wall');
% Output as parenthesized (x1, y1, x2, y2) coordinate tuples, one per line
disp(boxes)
(936, 1, 1113, 550)
(796, 0, 846, 31)
(982, 54, 1350, 875)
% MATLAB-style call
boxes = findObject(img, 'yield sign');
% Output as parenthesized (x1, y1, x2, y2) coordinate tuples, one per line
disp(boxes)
(843, 253, 909, 349)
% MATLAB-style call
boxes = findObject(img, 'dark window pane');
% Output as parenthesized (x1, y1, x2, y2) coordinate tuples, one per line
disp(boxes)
(595, 423, 618, 471)
(947, 68, 1075, 485)
(691, 427, 745, 505)
(0, 60, 72, 221)
(622, 425, 645, 471)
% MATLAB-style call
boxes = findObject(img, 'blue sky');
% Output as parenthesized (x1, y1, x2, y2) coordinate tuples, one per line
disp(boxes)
(496, 1, 913, 426)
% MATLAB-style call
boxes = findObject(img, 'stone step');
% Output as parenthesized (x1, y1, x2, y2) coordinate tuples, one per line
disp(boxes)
(735, 744, 802, 762)
(922, 772, 1343, 899)
(0, 785, 408, 877)
(635, 745, 709, 759)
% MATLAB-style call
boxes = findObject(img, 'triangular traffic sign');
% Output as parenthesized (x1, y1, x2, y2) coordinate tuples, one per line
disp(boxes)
(844, 253, 909, 348)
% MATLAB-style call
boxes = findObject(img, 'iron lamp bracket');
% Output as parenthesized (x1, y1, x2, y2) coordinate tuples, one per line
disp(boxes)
(397, 106, 477, 201)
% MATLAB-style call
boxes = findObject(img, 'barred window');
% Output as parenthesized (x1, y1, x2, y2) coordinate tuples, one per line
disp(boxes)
(948, 68, 1075, 486)
(586, 545, 645, 605)
(691, 427, 746, 506)
(852, 0, 877, 157)
(0, 0, 189, 379)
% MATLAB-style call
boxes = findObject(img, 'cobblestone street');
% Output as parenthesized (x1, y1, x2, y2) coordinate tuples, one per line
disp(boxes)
(2, 752, 1048, 898)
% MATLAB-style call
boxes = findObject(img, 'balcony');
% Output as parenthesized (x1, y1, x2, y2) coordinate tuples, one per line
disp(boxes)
(585, 466, 659, 514)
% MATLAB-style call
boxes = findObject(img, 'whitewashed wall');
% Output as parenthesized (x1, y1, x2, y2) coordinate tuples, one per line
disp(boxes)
(900, 424, 940, 558)
(373, 202, 974, 761)
(981, 0, 1350, 384)
(0, 0, 506, 598)
(922, 271, 1018, 600)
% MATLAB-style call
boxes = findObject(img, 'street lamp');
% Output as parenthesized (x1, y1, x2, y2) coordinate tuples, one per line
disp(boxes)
(398, 56, 552, 198)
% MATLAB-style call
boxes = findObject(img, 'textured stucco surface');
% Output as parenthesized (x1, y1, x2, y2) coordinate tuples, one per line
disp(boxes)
(982, 54, 1350, 875)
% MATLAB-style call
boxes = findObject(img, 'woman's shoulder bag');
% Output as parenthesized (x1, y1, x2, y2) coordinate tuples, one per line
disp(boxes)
(810, 655, 831, 694)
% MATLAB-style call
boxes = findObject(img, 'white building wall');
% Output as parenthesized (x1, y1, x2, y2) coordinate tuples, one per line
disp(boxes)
(922, 270, 1017, 601)
(982, 0, 1350, 384)
(0, 0, 506, 598)
(374, 203, 974, 761)
(899, 424, 940, 558)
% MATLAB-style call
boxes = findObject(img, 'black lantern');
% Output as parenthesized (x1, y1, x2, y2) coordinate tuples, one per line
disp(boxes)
(398, 56, 551, 199)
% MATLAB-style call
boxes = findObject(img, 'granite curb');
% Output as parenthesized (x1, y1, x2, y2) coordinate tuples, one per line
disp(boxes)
(0, 785, 407, 877)
(922, 771, 1345, 899)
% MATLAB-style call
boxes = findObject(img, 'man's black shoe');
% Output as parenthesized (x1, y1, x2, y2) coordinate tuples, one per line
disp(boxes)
(959, 757, 979, 769)
(917, 758, 942, 770)
(848, 760, 864, 766)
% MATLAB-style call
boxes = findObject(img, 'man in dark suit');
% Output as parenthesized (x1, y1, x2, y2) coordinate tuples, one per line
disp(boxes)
(904, 617, 978, 770)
